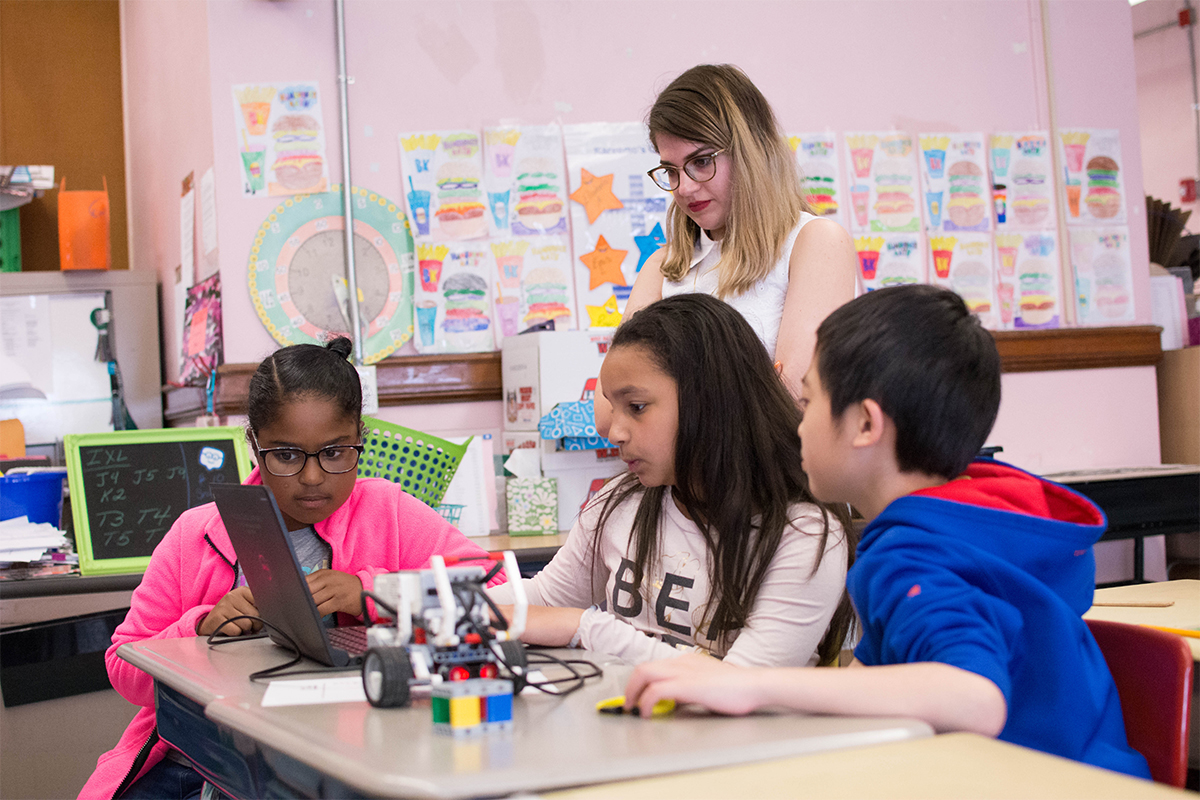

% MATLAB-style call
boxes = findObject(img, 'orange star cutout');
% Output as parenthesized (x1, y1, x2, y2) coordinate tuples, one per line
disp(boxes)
(570, 169, 624, 224)
(580, 235, 628, 290)
(586, 295, 622, 328)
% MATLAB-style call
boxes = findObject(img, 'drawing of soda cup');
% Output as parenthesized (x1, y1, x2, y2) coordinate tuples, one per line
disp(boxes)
(496, 296, 520, 337)
(407, 181, 432, 236)
(489, 190, 511, 229)
(416, 244, 448, 292)
(925, 191, 943, 228)
(1066, 183, 1082, 217)
(850, 184, 870, 228)
(241, 149, 267, 194)
(993, 184, 1007, 224)
(416, 300, 438, 345)
(998, 283, 1015, 325)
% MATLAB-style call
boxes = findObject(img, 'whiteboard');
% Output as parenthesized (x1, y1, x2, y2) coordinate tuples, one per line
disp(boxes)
(0, 293, 114, 444)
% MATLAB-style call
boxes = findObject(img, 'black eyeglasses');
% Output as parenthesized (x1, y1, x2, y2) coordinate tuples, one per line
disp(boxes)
(647, 150, 725, 192)
(250, 429, 364, 477)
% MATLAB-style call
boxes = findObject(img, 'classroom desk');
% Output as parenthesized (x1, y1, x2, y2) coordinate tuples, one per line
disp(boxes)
(118, 637, 932, 799)
(543, 732, 1189, 799)
(1085, 579, 1200, 660)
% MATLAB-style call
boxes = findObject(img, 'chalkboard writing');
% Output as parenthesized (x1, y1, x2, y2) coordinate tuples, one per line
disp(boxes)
(65, 428, 252, 575)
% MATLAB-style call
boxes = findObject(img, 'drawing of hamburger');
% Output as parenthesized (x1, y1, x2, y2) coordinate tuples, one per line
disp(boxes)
(945, 161, 987, 230)
(1016, 260, 1057, 327)
(954, 259, 993, 316)
(434, 162, 487, 239)
(512, 157, 567, 235)
(442, 273, 491, 334)
(521, 266, 573, 327)
(270, 114, 324, 192)
(801, 161, 838, 217)
(1010, 158, 1050, 227)
(872, 160, 916, 230)
(1085, 156, 1121, 219)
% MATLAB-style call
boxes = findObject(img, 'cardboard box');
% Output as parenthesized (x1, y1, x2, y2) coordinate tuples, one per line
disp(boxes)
(545, 461, 626, 531)
(1157, 345, 1199, 465)
(501, 330, 611, 430)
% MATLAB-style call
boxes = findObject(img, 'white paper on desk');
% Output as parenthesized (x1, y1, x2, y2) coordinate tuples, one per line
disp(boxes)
(519, 669, 561, 695)
(261, 676, 366, 707)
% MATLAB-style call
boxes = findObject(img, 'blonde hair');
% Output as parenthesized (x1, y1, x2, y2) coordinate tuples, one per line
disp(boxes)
(648, 64, 812, 299)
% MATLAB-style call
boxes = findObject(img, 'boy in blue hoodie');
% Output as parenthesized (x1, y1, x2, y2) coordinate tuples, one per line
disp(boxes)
(624, 284, 1150, 779)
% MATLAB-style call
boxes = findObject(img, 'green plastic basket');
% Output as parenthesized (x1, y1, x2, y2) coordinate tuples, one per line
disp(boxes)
(357, 416, 472, 508)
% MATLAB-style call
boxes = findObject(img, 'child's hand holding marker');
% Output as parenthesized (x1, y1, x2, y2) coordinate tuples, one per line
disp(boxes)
(623, 653, 765, 718)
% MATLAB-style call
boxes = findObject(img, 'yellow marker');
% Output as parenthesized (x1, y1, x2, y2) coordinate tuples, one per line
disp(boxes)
(595, 695, 676, 717)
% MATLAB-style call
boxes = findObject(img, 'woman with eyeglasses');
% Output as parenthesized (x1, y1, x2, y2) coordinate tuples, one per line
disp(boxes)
(82, 337, 499, 800)
(597, 64, 856, 436)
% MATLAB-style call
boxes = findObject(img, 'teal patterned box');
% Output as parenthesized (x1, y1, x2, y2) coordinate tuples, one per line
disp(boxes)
(505, 478, 558, 536)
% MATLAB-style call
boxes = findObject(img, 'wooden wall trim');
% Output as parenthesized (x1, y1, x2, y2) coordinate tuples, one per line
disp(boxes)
(163, 326, 1162, 423)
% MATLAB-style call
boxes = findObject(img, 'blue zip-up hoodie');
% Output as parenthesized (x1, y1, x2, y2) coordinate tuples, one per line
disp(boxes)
(849, 459, 1150, 779)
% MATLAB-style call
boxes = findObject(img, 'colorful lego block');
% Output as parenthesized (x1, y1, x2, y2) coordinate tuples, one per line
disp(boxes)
(431, 678, 514, 736)
(450, 695, 481, 728)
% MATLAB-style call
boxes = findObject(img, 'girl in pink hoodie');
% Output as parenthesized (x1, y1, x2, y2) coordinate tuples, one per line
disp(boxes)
(81, 337, 499, 800)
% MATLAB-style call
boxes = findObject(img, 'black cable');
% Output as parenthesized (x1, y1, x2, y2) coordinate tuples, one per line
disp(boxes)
(205, 615, 309, 682)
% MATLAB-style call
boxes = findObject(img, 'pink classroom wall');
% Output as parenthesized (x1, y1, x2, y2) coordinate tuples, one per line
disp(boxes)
(121, 0, 216, 383)
(1133, 0, 1199, 219)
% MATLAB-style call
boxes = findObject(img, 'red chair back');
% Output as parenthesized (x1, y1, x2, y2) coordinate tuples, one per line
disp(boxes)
(1087, 618, 1193, 787)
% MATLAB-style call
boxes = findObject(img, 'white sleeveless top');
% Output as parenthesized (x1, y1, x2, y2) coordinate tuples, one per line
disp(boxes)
(661, 212, 819, 358)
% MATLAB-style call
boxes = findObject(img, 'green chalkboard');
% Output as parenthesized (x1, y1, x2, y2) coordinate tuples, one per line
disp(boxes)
(65, 428, 253, 575)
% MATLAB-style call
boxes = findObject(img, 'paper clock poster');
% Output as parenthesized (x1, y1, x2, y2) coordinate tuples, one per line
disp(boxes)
(232, 82, 328, 197)
(854, 233, 925, 292)
(845, 132, 922, 233)
(564, 122, 669, 329)
(989, 132, 1056, 231)
(1058, 129, 1126, 225)
(179, 273, 223, 386)
(994, 231, 1061, 330)
(413, 241, 494, 353)
(483, 125, 570, 238)
(790, 133, 846, 227)
(927, 233, 999, 329)
(492, 235, 578, 345)
(1069, 227, 1134, 324)
(919, 134, 991, 233)
(399, 131, 488, 242)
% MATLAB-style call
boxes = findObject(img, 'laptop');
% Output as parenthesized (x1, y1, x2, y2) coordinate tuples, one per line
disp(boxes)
(211, 484, 368, 668)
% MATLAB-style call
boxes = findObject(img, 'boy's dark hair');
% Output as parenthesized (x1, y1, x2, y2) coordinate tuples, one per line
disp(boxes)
(814, 284, 1001, 480)
(598, 293, 856, 665)
(246, 336, 362, 433)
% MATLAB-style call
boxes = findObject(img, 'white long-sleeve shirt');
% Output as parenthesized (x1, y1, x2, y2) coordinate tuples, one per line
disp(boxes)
(490, 484, 848, 667)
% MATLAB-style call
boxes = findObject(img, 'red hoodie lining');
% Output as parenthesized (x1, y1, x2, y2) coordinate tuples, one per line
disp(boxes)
(913, 462, 1103, 526)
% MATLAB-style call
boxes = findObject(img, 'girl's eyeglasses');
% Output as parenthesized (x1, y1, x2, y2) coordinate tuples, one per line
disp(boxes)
(647, 150, 725, 192)
(250, 429, 364, 477)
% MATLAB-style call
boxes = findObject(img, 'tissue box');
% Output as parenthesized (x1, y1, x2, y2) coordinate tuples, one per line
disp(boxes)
(538, 400, 614, 452)
(501, 330, 611, 430)
(505, 478, 559, 536)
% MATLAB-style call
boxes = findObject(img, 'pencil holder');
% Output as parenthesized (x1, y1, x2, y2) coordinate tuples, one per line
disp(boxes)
(358, 417, 471, 508)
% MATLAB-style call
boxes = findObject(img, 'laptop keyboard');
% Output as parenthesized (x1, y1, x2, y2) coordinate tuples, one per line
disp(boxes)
(328, 626, 369, 654)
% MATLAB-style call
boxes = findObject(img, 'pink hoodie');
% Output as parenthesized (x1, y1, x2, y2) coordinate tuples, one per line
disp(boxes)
(80, 470, 501, 799)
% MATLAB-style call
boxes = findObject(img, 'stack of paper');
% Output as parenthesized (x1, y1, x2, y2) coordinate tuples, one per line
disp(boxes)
(0, 515, 72, 564)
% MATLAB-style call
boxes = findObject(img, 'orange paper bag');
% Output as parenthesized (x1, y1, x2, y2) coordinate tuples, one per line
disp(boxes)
(57, 176, 111, 270)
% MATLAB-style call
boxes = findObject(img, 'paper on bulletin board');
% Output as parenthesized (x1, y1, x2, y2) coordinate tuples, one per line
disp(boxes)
(989, 132, 1055, 231)
(232, 82, 329, 197)
(179, 273, 223, 387)
(928, 232, 999, 329)
(200, 168, 218, 257)
(399, 130, 488, 242)
(844, 132, 922, 233)
(789, 133, 847, 228)
(919, 134, 991, 233)
(853, 233, 924, 292)
(1058, 129, 1125, 225)
(564, 122, 669, 329)
(1069, 226, 1135, 325)
(483, 125, 570, 239)
(412, 241, 495, 354)
(999, 230, 1062, 330)
(491, 235, 578, 345)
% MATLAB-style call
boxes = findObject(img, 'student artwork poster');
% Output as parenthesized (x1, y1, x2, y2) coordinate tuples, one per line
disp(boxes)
(492, 235, 578, 345)
(844, 132, 922, 233)
(854, 233, 924, 292)
(483, 125, 570, 239)
(790, 134, 846, 228)
(990, 132, 1056, 231)
(564, 122, 669, 329)
(928, 233, 999, 329)
(399, 131, 488, 242)
(919, 134, 991, 233)
(232, 82, 328, 197)
(1069, 227, 1135, 324)
(413, 241, 494, 354)
(1058, 129, 1126, 225)
(1000, 231, 1062, 330)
